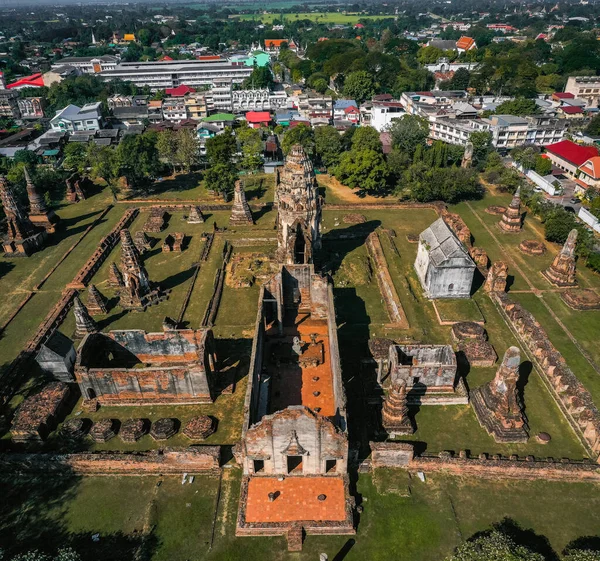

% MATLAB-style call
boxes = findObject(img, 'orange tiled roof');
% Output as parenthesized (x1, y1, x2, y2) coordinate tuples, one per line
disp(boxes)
(456, 36, 476, 50)
(579, 156, 600, 180)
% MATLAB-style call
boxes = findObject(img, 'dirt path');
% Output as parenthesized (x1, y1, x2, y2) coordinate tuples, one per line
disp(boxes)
(319, 174, 396, 204)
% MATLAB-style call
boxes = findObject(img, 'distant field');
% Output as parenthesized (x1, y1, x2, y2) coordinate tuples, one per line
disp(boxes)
(236, 12, 396, 24)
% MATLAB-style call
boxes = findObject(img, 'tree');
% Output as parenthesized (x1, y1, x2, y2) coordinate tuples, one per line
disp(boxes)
(206, 128, 236, 166)
(469, 131, 493, 166)
(494, 98, 540, 117)
(312, 78, 328, 94)
(585, 114, 600, 136)
(315, 125, 342, 169)
(404, 164, 480, 203)
(351, 126, 382, 153)
(282, 124, 315, 157)
(534, 155, 552, 176)
(204, 163, 237, 201)
(342, 71, 375, 103)
(62, 143, 89, 173)
(237, 126, 263, 172)
(447, 529, 545, 561)
(87, 145, 118, 191)
(13, 150, 40, 167)
(563, 551, 600, 561)
(334, 149, 389, 194)
(156, 130, 178, 173)
(242, 65, 273, 89)
(451, 67, 470, 90)
(114, 132, 161, 191)
(389, 115, 429, 155)
(175, 128, 199, 172)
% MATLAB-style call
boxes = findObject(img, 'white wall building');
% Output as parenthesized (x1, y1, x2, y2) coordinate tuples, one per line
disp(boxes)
(371, 102, 406, 132)
(50, 103, 103, 132)
(51, 55, 119, 74)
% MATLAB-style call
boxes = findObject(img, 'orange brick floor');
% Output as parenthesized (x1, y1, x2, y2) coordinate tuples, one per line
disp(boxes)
(267, 313, 336, 416)
(245, 476, 347, 523)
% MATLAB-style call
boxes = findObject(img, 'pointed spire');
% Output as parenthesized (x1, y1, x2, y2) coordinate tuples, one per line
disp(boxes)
(229, 180, 254, 225)
(108, 262, 124, 288)
(382, 378, 414, 435)
(87, 284, 108, 315)
(561, 228, 578, 257)
(0, 175, 38, 241)
(187, 205, 204, 224)
(498, 187, 522, 232)
(119, 229, 153, 308)
(543, 228, 578, 287)
(74, 294, 98, 338)
(25, 167, 49, 215)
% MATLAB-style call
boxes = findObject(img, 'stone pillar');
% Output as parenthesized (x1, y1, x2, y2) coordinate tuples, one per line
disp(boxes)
(25, 167, 59, 233)
(542, 229, 578, 287)
(382, 379, 414, 436)
(229, 180, 254, 225)
(188, 205, 205, 223)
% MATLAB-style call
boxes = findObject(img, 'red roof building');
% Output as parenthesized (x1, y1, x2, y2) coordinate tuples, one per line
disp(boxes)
(544, 140, 599, 177)
(559, 105, 584, 117)
(165, 85, 195, 97)
(575, 156, 600, 193)
(245, 111, 271, 128)
(6, 73, 45, 89)
(456, 36, 477, 51)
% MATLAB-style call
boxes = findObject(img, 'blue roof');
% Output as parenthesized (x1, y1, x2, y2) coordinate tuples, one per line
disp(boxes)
(334, 99, 358, 110)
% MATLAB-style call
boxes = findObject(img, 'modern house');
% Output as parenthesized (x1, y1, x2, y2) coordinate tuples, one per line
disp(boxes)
(50, 103, 103, 132)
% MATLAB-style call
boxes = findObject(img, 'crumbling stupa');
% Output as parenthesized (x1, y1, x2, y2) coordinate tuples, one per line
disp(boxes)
(229, 180, 253, 225)
(498, 187, 522, 233)
(543, 229, 578, 287)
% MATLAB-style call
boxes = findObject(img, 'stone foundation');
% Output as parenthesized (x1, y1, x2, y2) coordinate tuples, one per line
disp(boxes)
(485, 206, 506, 216)
(561, 289, 600, 311)
(519, 239, 546, 255)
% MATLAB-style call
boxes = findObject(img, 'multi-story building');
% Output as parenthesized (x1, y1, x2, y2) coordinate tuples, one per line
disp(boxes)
(162, 97, 187, 122)
(18, 97, 45, 119)
(370, 101, 406, 132)
(564, 76, 600, 109)
(51, 55, 119, 74)
(99, 59, 253, 91)
(50, 103, 103, 132)
(544, 139, 599, 178)
(0, 72, 20, 119)
(185, 93, 208, 120)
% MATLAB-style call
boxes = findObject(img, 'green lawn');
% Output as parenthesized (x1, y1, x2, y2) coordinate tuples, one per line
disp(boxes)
(433, 299, 485, 324)
(2, 469, 599, 560)
(236, 11, 396, 24)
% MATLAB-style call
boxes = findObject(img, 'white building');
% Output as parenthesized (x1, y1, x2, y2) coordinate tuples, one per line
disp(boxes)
(50, 103, 103, 132)
(371, 101, 406, 132)
(51, 55, 119, 74)
(565, 76, 600, 109)
(98, 58, 253, 91)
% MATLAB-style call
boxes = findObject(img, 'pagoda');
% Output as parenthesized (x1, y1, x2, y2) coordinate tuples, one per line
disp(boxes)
(25, 167, 59, 233)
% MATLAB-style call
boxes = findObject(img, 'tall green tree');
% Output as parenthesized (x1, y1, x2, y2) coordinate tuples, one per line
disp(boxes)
(334, 149, 389, 194)
(204, 163, 237, 201)
(237, 126, 263, 172)
(175, 128, 199, 173)
(282, 124, 315, 157)
(351, 126, 382, 153)
(206, 128, 236, 166)
(389, 115, 429, 155)
(315, 125, 342, 169)
(342, 71, 375, 103)
(447, 529, 544, 561)
(156, 130, 178, 173)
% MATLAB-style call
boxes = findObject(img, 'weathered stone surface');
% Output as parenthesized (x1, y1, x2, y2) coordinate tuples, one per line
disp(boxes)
(73, 294, 98, 338)
(441, 209, 472, 247)
(230, 181, 254, 225)
(150, 417, 178, 440)
(120, 418, 147, 442)
(469, 246, 488, 269)
(342, 214, 366, 224)
(543, 229, 578, 287)
(382, 379, 414, 435)
(60, 417, 89, 439)
(471, 347, 528, 443)
(1, 176, 46, 256)
(86, 284, 107, 315)
(498, 187, 522, 232)
(162, 232, 186, 252)
(11, 382, 70, 442)
(143, 208, 167, 232)
(519, 239, 546, 255)
(458, 339, 497, 367)
(451, 322, 486, 342)
(275, 145, 321, 264)
(187, 206, 204, 223)
(90, 418, 117, 443)
(75, 328, 219, 405)
(134, 231, 152, 254)
(108, 262, 124, 289)
(484, 261, 509, 293)
(25, 167, 59, 233)
(485, 205, 506, 216)
(561, 289, 600, 311)
(183, 415, 215, 440)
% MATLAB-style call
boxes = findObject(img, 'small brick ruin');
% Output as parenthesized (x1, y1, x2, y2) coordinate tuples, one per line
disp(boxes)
(543, 229, 578, 287)
(90, 418, 117, 442)
(134, 231, 153, 254)
(108, 262, 124, 289)
(120, 418, 148, 442)
(469, 246, 489, 270)
(150, 417, 178, 440)
(381, 378, 414, 436)
(561, 289, 600, 311)
(229, 180, 254, 226)
(452, 322, 497, 368)
(162, 232, 186, 252)
(471, 346, 528, 443)
(484, 261, 509, 294)
(441, 209, 472, 247)
(11, 382, 70, 442)
(86, 284, 108, 315)
(183, 415, 216, 440)
(143, 208, 168, 232)
(61, 417, 89, 440)
(187, 205, 204, 223)
(485, 205, 506, 216)
(65, 173, 89, 203)
(498, 187, 523, 233)
(342, 213, 366, 224)
(519, 239, 546, 255)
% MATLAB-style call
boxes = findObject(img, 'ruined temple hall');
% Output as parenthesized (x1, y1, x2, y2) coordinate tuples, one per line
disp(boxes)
(275, 144, 322, 265)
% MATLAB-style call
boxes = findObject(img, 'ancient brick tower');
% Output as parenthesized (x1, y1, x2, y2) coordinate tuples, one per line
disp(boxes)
(119, 229, 153, 309)
(74, 294, 98, 338)
(0, 176, 46, 256)
(484, 261, 509, 293)
(188, 205, 204, 224)
(25, 167, 59, 233)
(87, 284, 108, 315)
(229, 180, 254, 225)
(275, 144, 322, 264)
(543, 229, 578, 287)
(498, 187, 522, 233)
(471, 346, 528, 443)
(382, 378, 414, 436)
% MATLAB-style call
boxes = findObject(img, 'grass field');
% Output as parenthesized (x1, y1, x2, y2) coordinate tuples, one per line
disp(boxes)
(236, 12, 396, 24)
(1, 469, 599, 560)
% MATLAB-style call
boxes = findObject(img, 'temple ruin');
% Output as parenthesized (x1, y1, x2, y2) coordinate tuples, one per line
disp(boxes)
(498, 187, 523, 233)
(1, 176, 46, 256)
(414, 218, 475, 299)
(229, 180, 254, 225)
(73, 294, 98, 338)
(25, 167, 59, 233)
(86, 284, 108, 315)
(75, 327, 219, 405)
(471, 346, 528, 443)
(381, 378, 414, 436)
(543, 229, 578, 287)
(275, 144, 322, 265)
